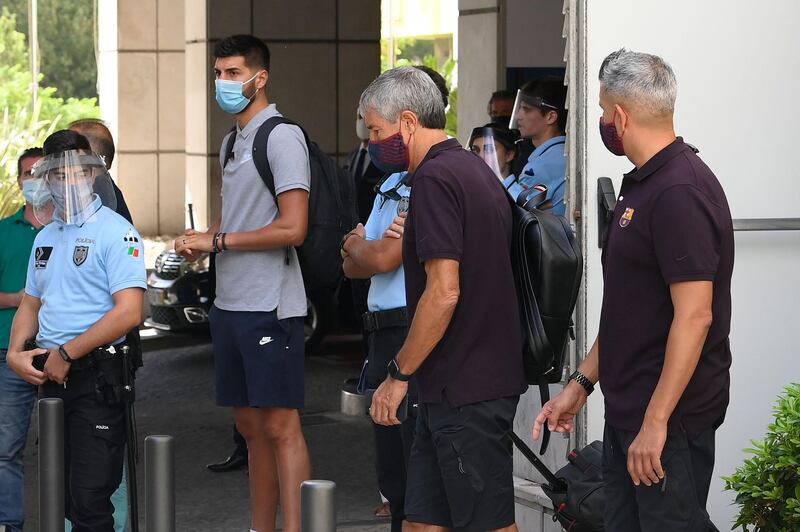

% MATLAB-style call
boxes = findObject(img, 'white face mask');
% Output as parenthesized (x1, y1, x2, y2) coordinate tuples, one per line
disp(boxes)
(356, 116, 370, 141)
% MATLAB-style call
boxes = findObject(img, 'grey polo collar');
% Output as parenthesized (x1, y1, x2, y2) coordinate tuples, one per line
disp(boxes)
(238, 104, 280, 140)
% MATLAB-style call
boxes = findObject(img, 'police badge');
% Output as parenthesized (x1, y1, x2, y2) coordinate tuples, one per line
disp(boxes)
(397, 196, 410, 215)
(73, 246, 89, 266)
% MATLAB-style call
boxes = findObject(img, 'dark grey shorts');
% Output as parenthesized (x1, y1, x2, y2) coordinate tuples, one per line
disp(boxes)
(602, 422, 719, 532)
(209, 305, 305, 409)
(404, 396, 519, 531)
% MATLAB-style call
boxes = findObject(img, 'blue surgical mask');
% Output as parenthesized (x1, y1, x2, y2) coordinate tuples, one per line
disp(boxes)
(21, 179, 40, 204)
(215, 71, 262, 114)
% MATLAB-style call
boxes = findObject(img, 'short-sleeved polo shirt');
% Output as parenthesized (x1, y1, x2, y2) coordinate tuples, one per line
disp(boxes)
(403, 138, 527, 407)
(599, 137, 734, 436)
(25, 198, 147, 348)
(0, 207, 42, 349)
(518, 135, 567, 215)
(215, 104, 310, 319)
(364, 171, 409, 312)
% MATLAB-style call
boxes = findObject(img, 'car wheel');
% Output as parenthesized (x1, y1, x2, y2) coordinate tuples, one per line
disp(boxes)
(305, 295, 326, 355)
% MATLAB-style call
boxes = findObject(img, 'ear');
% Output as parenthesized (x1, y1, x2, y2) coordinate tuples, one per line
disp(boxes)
(504, 148, 516, 165)
(257, 69, 269, 90)
(613, 103, 628, 133)
(544, 109, 559, 126)
(399, 110, 419, 135)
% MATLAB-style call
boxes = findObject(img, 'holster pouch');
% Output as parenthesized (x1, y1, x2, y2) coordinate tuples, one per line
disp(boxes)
(93, 356, 125, 406)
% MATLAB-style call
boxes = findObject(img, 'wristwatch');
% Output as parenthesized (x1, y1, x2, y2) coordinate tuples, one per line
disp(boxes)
(387, 357, 412, 382)
(58, 345, 74, 364)
(569, 370, 594, 396)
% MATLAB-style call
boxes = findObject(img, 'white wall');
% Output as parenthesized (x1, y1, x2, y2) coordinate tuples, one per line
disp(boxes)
(582, 0, 800, 528)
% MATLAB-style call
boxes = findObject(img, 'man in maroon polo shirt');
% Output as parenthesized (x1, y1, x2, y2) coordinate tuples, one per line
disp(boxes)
(534, 49, 734, 531)
(365, 66, 527, 531)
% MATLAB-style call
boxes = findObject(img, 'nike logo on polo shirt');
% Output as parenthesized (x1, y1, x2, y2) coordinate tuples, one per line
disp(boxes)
(259, 337, 273, 345)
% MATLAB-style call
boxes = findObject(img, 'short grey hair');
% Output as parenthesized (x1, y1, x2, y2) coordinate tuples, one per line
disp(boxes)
(359, 66, 446, 129)
(599, 49, 677, 117)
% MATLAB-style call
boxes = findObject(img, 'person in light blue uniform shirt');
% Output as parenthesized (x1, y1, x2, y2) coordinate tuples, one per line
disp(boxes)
(363, 172, 410, 312)
(513, 78, 569, 215)
(7, 131, 146, 532)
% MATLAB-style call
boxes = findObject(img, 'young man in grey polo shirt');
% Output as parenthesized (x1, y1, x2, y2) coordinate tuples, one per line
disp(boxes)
(176, 34, 311, 532)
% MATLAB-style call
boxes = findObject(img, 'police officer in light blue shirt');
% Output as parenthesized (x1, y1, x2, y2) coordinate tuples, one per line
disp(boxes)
(511, 78, 569, 215)
(364, 171, 410, 312)
(7, 131, 145, 532)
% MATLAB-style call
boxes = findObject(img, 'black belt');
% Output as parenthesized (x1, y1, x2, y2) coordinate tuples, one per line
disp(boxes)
(362, 308, 407, 333)
(33, 341, 129, 372)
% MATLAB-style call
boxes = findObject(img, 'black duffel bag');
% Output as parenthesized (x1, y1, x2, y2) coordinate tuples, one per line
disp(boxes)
(512, 433, 605, 531)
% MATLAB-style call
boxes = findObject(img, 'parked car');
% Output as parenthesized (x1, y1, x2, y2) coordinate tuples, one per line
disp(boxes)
(145, 250, 359, 353)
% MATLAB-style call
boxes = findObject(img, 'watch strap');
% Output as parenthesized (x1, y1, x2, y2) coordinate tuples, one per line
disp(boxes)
(58, 345, 74, 364)
(387, 358, 412, 382)
(569, 370, 594, 395)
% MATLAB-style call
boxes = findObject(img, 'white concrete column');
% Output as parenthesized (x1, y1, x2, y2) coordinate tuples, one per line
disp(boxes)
(456, 0, 502, 144)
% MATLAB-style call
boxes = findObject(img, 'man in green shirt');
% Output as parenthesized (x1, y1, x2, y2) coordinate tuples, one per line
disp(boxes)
(0, 147, 44, 532)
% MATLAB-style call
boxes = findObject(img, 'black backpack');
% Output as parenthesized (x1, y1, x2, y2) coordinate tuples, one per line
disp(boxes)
(223, 116, 357, 292)
(507, 186, 583, 453)
(512, 433, 605, 532)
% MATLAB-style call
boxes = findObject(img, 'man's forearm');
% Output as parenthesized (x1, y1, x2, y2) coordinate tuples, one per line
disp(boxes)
(644, 315, 711, 424)
(8, 295, 40, 351)
(577, 336, 600, 383)
(394, 286, 458, 376)
(63, 295, 143, 359)
(344, 236, 402, 276)
(343, 256, 373, 279)
(0, 290, 23, 309)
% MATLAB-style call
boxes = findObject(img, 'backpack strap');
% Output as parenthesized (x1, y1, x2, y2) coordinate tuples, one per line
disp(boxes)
(509, 432, 567, 491)
(222, 126, 237, 169)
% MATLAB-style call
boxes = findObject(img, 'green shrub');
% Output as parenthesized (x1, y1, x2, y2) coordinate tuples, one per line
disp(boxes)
(724, 383, 800, 531)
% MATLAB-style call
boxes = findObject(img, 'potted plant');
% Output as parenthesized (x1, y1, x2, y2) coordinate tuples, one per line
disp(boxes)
(724, 383, 800, 531)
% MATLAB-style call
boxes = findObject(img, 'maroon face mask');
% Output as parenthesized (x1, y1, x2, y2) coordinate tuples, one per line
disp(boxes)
(599, 116, 625, 156)
(368, 130, 410, 173)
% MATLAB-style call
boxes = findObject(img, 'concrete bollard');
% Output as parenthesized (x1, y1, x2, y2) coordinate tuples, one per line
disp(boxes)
(39, 398, 65, 532)
(145, 435, 175, 532)
(301, 480, 336, 532)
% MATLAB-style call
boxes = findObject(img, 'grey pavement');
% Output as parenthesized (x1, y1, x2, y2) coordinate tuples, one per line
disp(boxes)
(23, 332, 391, 531)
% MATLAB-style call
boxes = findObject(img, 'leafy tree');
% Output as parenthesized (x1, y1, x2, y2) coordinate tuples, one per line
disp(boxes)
(381, 38, 458, 137)
(2, 0, 97, 99)
(0, 8, 99, 218)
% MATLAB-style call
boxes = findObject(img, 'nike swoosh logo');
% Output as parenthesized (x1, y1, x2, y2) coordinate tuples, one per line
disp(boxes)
(675, 255, 688, 262)
(259, 337, 273, 345)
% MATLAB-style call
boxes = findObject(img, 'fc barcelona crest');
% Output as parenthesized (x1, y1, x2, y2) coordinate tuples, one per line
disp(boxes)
(619, 207, 635, 228)
(73, 246, 89, 267)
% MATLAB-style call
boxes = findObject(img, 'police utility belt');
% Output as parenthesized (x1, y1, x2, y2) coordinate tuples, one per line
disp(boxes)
(30, 341, 129, 373)
(362, 307, 407, 333)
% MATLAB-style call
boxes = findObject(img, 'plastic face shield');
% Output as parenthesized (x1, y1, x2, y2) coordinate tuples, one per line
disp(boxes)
(468, 126, 518, 180)
(508, 89, 560, 131)
(31, 150, 116, 225)
(469, 128, 505, 179)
